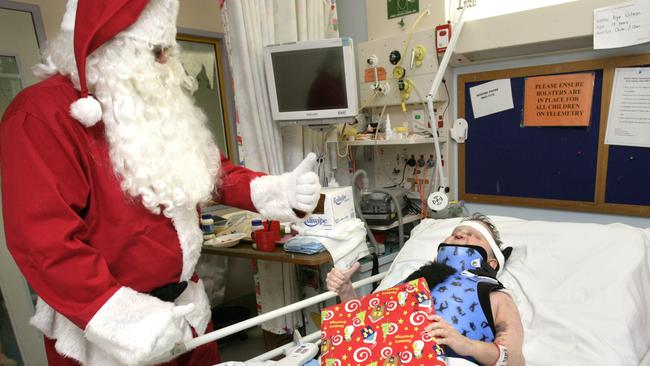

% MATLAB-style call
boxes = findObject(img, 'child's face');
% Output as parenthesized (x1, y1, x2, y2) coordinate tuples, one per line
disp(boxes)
(443, 224, 498, 269)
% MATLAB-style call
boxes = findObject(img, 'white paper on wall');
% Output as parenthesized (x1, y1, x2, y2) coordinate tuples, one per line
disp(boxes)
(604, 67, 650, 148)
(594, 0, 650, 49)
(469, 79, 514, 119)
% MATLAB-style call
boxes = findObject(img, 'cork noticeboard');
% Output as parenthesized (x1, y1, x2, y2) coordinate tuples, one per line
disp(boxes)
(458, 53, 650, 217)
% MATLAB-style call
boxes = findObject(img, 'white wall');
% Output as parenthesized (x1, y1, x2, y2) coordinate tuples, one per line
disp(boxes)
(366, 0, 445, 41)
(455, 0, 623, 61)
(15, 0, 223, 41)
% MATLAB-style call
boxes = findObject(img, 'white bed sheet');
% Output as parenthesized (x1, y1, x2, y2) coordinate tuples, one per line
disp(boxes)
(375, 216, 650, 366)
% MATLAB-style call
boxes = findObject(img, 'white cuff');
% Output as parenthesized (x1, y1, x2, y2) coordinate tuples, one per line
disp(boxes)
(175, 279, 211, 335)
(250, 174, 300, 222)
(84, 287, 186, 366)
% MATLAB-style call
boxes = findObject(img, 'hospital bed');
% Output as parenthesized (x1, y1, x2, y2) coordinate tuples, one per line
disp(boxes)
(185, 216, 650, 366)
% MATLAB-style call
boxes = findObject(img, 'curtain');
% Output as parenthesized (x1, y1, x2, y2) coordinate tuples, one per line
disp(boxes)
(220, 0, 339, 172)
(220, 0, 339, 335)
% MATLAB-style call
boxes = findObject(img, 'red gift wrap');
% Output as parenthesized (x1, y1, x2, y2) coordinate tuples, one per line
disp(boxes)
(321, 278, 446, 366)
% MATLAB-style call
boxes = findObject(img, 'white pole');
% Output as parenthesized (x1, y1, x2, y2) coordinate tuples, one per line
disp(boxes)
(170, 272, 387, 356)
(427, 3, 469, 190)
(248, 330, 321, 362)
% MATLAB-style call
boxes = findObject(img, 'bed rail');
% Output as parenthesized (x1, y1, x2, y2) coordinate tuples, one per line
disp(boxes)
(168, 271, 387, 359)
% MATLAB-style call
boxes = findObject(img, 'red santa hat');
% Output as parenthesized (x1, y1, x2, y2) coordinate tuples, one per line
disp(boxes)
(62, 0, 179, 127)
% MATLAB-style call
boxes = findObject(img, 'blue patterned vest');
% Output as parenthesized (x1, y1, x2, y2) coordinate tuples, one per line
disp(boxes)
(432, 244, 504, 362)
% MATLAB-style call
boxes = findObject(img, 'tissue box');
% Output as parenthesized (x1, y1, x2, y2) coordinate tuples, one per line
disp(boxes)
(320, 278, 445, 366)
(302, 186, 355, 230)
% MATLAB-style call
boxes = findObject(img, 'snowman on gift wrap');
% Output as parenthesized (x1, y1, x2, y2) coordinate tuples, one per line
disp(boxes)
(343, 325, 355, 341)
(397, 291, 408, 306)
(412, 340, 425, 358)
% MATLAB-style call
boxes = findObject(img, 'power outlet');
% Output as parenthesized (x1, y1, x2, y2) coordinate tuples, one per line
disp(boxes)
(410, 109, 427, 134)
(373, 145, 438, 190)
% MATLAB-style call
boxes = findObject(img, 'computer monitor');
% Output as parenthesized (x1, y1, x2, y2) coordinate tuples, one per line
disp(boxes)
(264, 38, 358, 125)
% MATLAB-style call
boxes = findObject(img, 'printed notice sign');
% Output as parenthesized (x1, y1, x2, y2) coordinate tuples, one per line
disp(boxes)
(605, 67, 650, 148)
(387, 0, 419, 19)
(469, 79, 514, 119)
(523, 73, 595, 127)
(594, 0, 650, 49)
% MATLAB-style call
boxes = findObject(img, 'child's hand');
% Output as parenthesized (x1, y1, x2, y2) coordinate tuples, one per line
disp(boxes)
(425, 314, 476, 356)
(326, 262, 361, 294)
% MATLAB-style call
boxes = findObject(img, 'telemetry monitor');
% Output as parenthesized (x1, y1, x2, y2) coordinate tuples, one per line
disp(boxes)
(264, 38, 358, 124)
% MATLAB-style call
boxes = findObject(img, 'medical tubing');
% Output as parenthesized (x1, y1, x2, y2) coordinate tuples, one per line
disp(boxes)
(370, 187, 405, 248)
(399, 9, 430, 67)
(171, 272, 387, 356)
(351, 170, 380, 255)
(334, 90, 379, 158)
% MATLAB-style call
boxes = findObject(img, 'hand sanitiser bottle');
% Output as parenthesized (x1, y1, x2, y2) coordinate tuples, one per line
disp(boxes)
(385, 113, 394, 140)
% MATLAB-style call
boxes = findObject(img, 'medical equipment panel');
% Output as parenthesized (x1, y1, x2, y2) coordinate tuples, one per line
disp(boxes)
(358, 29, 446, 108)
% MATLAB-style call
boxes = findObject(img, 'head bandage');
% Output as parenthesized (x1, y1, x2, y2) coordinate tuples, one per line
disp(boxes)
(456, 220, 505, 275)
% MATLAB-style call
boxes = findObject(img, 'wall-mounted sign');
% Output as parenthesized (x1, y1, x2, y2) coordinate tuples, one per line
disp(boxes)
(523, 73, 595, 127)
(594, 0, 650, 49)
(387, 0, 419, 19)
(469, 78, 514, 119)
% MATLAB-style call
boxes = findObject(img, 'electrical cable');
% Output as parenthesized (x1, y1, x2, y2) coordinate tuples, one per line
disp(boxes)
(421, 164, 429, 218)
(375, 146, 400, 187)
(410, 82, 433, 136)
(442, 79, 450, 121)
(373, 102, 389, 142)
(333, 90, 380, 158)
(398, 9, 430, 68)
(351, 170, 380, 255)
(384, 160, 408, 188)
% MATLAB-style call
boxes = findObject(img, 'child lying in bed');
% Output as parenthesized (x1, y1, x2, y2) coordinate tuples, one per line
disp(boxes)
(326, 213, 525, 366)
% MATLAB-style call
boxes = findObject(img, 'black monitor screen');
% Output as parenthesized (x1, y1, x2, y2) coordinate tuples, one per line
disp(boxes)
(271, 47, 348, 112)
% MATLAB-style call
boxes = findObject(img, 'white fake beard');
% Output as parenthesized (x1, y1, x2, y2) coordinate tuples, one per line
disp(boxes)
(35, 34, 220, 216)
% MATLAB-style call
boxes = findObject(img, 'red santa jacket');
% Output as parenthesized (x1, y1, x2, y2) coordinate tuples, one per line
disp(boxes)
(0, 75, 263, 331)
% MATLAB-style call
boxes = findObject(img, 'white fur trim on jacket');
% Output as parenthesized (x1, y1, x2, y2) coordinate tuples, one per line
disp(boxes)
(30, 298, 122, 365)
(170, 206, 204, 281)
(84, 287, 192, 366)
(250, 174, 300, 222)
(175, 279, 211, 335)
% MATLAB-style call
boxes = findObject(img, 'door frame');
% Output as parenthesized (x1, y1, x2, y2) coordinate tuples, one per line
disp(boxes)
(0, 1, 48, 364)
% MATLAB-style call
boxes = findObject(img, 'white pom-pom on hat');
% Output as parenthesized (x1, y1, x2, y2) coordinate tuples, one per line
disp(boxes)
(63, 0, 152, 127)
(70, 96, 102, 127)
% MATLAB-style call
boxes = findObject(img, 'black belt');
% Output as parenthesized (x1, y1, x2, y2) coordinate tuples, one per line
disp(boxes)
(148, 281, 188, 302)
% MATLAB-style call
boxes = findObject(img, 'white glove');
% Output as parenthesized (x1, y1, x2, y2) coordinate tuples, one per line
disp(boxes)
(286, 153, 321, 213)
(85, 287, 194, 366)
(250, 153, 322, 221)
(174, 279, 211, 336)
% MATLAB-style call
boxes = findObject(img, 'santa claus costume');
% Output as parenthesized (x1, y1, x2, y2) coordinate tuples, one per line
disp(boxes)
(0, 1, 320, 365)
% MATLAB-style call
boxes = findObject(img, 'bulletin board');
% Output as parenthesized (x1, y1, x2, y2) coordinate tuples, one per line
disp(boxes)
(458, 53, 650, 217)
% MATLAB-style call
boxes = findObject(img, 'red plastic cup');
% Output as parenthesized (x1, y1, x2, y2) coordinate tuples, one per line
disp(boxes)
(263, 220, 281, 241)
(255, 230, 276, 252)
